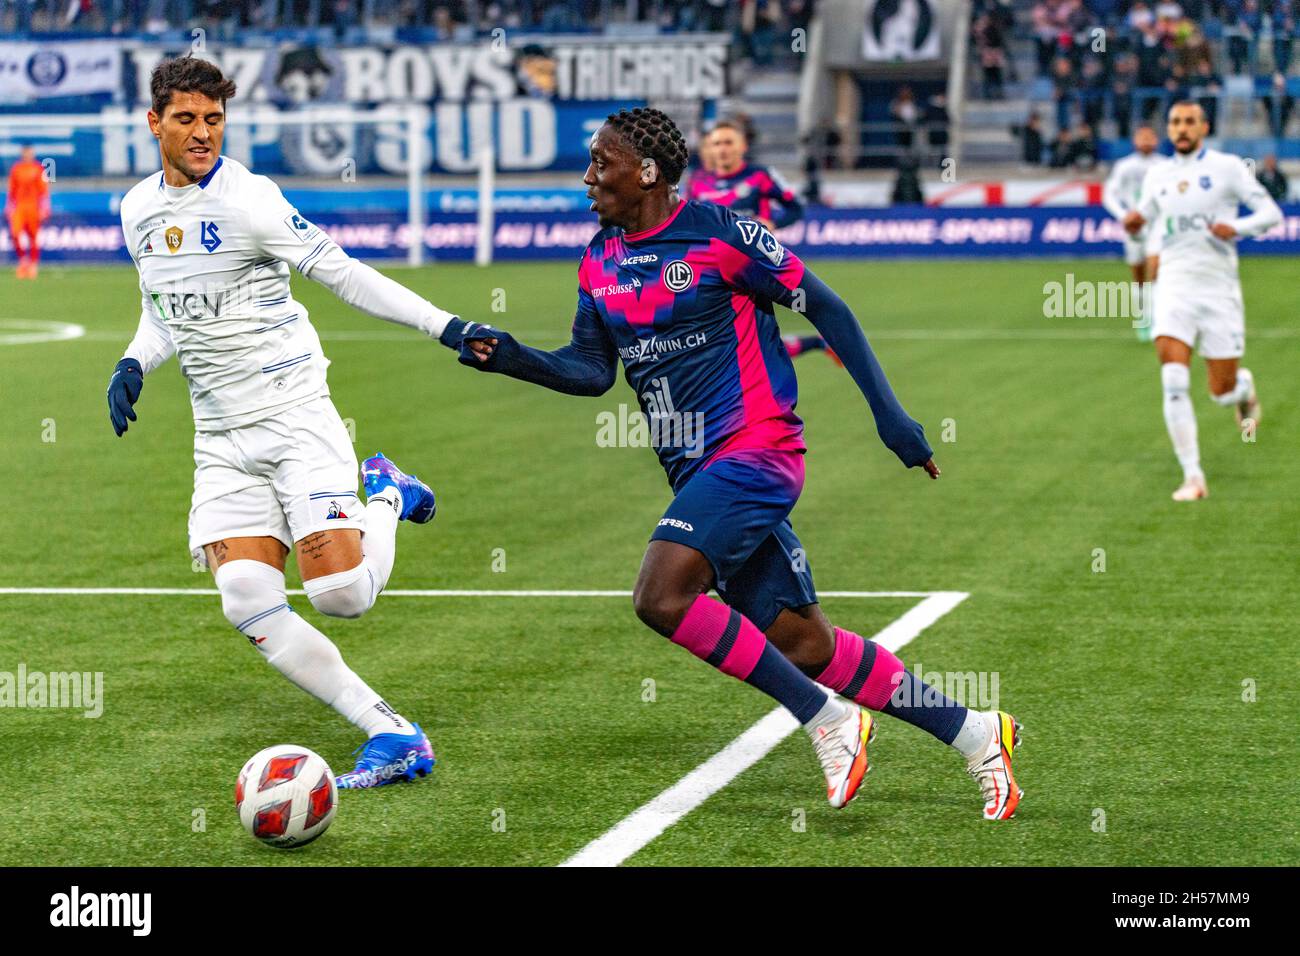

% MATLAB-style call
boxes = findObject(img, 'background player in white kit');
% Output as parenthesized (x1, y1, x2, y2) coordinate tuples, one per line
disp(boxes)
(105, 56, 451, 788)
(1102, 126, 1163, 341)
(1124, 102, 1281, 502)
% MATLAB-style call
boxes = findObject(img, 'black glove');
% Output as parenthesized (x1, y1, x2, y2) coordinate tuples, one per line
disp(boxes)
(107, 358, 144, 437)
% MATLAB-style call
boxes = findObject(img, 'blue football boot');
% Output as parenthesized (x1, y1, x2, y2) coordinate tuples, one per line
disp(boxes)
(336, 724, 437, 790)
(361, 452, 437, 523)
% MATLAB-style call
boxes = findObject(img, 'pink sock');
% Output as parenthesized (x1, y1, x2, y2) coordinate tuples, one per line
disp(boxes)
(815, 627, 905, 710)
(669, 595, 765, 680)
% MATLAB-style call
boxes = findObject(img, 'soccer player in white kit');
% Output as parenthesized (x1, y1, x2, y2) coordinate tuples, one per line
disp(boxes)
(106, 56, 452, 789)
(1124, 102, 1280, 501)
(1102, 125, 1163, 341)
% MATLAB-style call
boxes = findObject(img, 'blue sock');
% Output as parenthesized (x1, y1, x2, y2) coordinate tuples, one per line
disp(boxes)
(881, 670, 968, 744)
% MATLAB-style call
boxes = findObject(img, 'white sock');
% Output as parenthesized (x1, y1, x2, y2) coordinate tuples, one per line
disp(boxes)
(361, 490, 400, 589)
(1209, 367, 1253, 407)
(216, 560, 413, 737)
(1161, 363, 1202, 481)
(301, 491, 401, 618)
(803, 694, 848, 734)
(950, 709, 993, 760)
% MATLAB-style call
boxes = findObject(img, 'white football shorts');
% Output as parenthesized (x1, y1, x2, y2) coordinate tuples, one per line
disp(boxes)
(189, 396, 364, 565)
(1151, 282, 1246, 359)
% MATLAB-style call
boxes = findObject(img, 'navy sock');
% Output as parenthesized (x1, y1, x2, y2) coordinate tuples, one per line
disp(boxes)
(744, 642, 827, 724)
(881, 670, 968, 744)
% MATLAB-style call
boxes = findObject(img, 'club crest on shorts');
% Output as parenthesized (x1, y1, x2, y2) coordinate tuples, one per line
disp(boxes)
(662, 260, 694, 293)
(164, 226, 184, 253)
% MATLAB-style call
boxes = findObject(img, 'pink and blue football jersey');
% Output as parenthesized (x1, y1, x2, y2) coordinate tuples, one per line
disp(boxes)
(683, 163, 804, 228)
(575, 199, 807, 491)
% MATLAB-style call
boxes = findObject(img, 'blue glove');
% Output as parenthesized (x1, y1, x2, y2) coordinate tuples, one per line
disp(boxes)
(107, 358, 144, 437)
(439, 318, 500, 349)
(877, 412, 933, 469)
(439, 318, 514, 370)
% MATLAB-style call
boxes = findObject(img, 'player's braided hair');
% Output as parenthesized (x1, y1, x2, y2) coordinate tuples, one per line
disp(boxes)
(605, 107, 689, 185)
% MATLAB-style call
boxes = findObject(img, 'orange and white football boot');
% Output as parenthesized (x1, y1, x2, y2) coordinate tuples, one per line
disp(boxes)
(810, 703, 876, 809)
(966, 710, 1023, 821)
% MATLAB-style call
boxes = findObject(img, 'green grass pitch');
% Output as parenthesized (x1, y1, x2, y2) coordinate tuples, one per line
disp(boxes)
(0, 258, 1295, 866)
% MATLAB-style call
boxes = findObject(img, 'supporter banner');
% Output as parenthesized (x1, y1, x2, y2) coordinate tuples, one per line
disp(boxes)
(0, 38, 726, 175)
(11, 203, 1300, 263)
(0, 42, 121, 102)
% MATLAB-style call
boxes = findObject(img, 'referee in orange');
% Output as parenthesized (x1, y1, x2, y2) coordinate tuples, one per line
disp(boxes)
(6, 145, 50, 279)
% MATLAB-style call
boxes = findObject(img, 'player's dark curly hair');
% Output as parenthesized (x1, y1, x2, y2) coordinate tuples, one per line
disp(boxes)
(605, 107, 690, 185)
(151, 56, 237, 117)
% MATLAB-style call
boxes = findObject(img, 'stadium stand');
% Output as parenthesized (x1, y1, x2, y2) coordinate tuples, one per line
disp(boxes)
(965, 0, 1300, 163)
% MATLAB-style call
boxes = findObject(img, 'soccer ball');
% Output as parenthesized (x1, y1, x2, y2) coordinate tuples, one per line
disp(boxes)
(236, 745, 337, 848)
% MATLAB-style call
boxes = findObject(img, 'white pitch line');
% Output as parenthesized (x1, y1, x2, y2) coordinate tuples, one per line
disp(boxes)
(558, 590, 970, 868)
(0, 587, 936, 598)
(0, 318, 86, 346)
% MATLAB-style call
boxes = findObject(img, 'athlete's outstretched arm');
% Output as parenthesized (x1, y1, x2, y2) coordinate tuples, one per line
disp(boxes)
(718, 221, 935, 474)
(299, 244, 456, 337)
(438, 304, 619, 398)
(794, 269, 934, 471)
(248, 177, 456, 338)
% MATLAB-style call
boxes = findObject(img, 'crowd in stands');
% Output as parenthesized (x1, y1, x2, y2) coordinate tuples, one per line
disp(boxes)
(4, 0, 814, 53)
(974, 1, 1300, 168)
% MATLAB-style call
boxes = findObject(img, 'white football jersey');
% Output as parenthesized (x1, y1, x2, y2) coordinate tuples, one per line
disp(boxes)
(1136, 147, 1282, 290)
(120, 156, 452, 431)
(1102, 150, 1163, 220)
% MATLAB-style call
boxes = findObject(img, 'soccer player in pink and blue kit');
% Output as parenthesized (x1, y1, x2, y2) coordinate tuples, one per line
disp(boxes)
(442, 109, 1022, 819)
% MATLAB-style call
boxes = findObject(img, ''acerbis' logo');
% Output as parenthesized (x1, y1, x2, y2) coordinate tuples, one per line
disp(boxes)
(657, 517, 695, 532)
(662, 260, 694, 293)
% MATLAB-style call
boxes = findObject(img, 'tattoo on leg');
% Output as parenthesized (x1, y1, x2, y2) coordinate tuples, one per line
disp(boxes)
(299, 532, 330, 562)
(210, 541, 229, 568)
